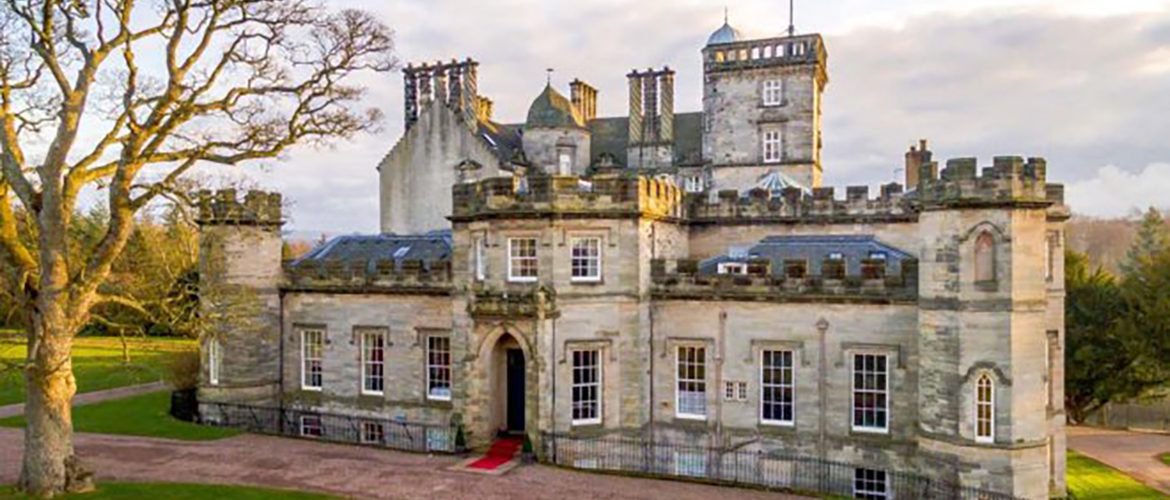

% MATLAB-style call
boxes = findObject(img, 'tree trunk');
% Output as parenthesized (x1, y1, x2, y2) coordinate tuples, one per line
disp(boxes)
(18, 318, 93, 497)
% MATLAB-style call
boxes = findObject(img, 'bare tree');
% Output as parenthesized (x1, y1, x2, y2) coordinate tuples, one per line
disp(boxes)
(0, 1, 395, 496)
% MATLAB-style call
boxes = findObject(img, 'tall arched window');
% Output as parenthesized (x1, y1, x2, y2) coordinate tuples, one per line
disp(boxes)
(975, 374, 994, 443)
(974, 232, 996, 283)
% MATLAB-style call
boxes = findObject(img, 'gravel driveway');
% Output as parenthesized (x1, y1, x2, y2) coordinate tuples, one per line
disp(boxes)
(0, 428, 807, 499)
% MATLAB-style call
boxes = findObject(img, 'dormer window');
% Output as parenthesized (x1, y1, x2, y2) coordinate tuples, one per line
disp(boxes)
(684, 175, 705, 193)
(763, 80, 783, 106)
(558, 152, 572, 175)
(717, 262, 747, 275)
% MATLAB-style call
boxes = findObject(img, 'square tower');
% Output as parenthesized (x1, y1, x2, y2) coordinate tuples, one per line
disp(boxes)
(701, 32, 828, 190)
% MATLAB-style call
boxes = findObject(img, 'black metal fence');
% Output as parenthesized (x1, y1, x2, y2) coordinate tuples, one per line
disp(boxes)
(199, 402, 460, 454)
(541, 433, 1018, 500)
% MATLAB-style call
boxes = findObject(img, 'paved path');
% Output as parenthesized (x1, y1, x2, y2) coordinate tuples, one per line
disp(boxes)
(0, 428, 805, 499)
(0, 381, 167, 419)
(1068, 426, 1170, 494)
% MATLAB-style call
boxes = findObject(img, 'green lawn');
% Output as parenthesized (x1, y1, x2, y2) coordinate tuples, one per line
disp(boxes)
(1067, 450, 1168, 499)
(0, 390, 239, 441)
(1161, 452, 1169, 467)
(0, 336, 195, 406)
(0, 482, 346, 500)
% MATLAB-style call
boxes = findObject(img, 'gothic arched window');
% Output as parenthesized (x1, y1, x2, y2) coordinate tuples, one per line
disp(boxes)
(974, 232, 996, 283)
(975, 374, 995, 442)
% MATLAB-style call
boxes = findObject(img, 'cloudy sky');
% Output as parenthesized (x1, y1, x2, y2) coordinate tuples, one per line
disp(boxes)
(255, 0, 1170, 234)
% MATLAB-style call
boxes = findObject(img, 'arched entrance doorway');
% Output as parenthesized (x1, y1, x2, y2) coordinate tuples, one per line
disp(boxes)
(490, 332, 526, 434)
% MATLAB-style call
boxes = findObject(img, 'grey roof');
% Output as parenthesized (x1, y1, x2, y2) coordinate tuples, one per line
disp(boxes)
(707, 22, 744, 46)
(479, 120, 524, 168)
(294, 231, 452, 268)
(700, 235, 915, 276)
(587, 112, 704, 168)
(525, 85, 586, 130)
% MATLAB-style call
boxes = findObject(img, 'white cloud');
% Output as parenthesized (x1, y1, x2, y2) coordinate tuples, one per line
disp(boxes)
(1065, 163, 1170, 217)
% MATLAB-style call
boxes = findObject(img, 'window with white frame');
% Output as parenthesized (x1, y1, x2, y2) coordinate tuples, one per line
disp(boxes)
(570, 237, 602, 282)
(852, 353, 889, 432)
(853, 468, 889, 499)
(761, 350, 795, 425)
(207, 338, 221, 386)
(300, 414, 323, 437)
(474, 237, 486, 281)
(975, 373, 995, 443)
(763, 80, 783, 106)
(723, 381, 748, 402)
(571, 349, 602, 425)
(360, 421, 384, 444)
(508, 237, 538, 282)
(558, 152, 573, 175)
(676, 346, 707, 419)
(717, 262, 747, 275)
(683, 175, 705, 193)
(674, 450, 707, 478)
(426, 335, 452, 400)
(301, 329, 324, 391)
(360, 331, 385, 395)
(763, 130, 782, 163)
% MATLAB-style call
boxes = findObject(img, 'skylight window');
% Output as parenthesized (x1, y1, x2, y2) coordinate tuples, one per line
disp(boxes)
(393, 246, 411, 258)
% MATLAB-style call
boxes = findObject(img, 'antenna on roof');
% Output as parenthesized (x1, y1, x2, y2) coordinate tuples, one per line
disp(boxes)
(788, 0, 796, 37)
(724, 6, 729, 24)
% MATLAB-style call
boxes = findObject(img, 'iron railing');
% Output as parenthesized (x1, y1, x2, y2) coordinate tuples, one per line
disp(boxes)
(540, 432, 1018, 500)
(199, 402, 460, 454)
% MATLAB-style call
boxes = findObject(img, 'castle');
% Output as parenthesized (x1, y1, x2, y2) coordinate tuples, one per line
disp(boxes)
(197, 16, 1069, 500)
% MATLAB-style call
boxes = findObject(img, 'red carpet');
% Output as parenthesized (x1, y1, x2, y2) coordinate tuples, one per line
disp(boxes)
(467, 437, 524, 470)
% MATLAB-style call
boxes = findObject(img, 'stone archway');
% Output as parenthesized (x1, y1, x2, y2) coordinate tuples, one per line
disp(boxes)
(466, 323, 536, 447)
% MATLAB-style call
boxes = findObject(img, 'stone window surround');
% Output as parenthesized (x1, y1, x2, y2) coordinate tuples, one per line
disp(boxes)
(758, 346, 797, 427)
(297, 326, 327, 392)
(568, 235, 604, 283)
(841, 343, 901, 435)
(960, 362, 1011, 445)
(762, 79, 785, 107)
(762, 127, 784, 164)
(668, 338, 713, 421)
(974, 372, 995, 444)
(507, 235, 540, 283)
(560, 339, 613, 427)
(958, 221, 1010, 293)
(358, 329, 387, 397)
(415, 327, 454, 403)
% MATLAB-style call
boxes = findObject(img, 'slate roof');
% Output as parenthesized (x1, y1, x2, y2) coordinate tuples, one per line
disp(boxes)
(478, 120, 524, 168)
(700, 235, 915, 276)
(526, 85, 586, 129)
(587, 112, 704, 168)
(293, 231, 453, 269)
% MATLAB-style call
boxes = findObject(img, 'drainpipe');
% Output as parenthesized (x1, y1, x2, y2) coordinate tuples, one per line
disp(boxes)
(716, 309, 727, 450)
(278, 289, 286, 434)
(647, 223, 657, 446)
(550, 314, 557, 461)
(816, 317, 829, 459)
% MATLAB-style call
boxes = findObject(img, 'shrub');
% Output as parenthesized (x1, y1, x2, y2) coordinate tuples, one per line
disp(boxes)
(164, 350, 201, 390)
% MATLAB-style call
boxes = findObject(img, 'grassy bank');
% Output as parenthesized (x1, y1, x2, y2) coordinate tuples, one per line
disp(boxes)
(0, 390, 239, 441)
(1066, 450, 1167, 499)
(0, 482, 345, 500)
(0, 336, 195, 406)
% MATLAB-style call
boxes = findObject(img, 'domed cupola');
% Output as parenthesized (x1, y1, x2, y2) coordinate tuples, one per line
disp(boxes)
(707, 19, 744, 46)
(525, 84, 585, 130)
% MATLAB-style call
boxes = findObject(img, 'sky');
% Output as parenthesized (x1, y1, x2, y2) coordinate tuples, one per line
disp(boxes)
(251, 0, 1170, 235)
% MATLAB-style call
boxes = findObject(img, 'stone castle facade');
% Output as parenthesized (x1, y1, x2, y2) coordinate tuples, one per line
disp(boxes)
(197, 18, 1069, 499)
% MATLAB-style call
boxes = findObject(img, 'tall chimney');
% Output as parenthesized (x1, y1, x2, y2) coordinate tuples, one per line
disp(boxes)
(476, 96, 493, 123)
(905, 139, 932, 188)
(659, 68, 675, 143)
(404, 65, 420, 130)
(643, 70, 659, 143)
(570, 79, 598, 122)
(627, 72, 644, 145)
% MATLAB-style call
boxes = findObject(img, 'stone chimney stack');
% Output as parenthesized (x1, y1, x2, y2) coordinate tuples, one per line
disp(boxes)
(476, 96, 494, 123)
(905, 139, 932, 188)
(403, 58, 479, 131)
(570, 79, 598, 122)
(626, 67, 676, 169)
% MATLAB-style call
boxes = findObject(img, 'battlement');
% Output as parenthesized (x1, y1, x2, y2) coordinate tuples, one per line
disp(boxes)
(687, 183, 913, 224)
(451, 174, 683, 221)
(917, 156, 1062, 209)
(283, 258, 452, 293)
(650, 258, 918, 304)
(196, 189, 282, 226)
(703, 33, 827, 80)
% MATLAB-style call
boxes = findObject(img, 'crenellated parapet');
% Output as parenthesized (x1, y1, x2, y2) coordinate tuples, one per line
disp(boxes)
(195, 189, 282, 227)
(917, 156, 1065, 211)
(687, 183, 913, 224)
(451, 174, 684, 221)
(703, 33, 828, 86)
(283, 258, 452, 294)
(649, 257, 918, 304)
